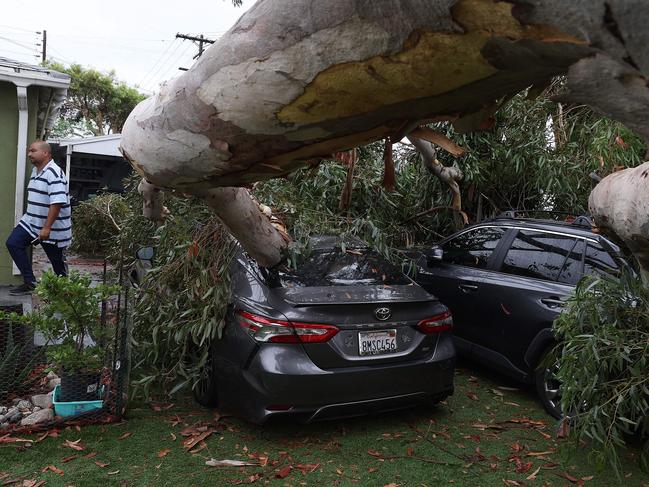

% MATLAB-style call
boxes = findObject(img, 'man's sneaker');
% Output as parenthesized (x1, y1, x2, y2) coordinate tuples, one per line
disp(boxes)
(9, 282, 36, 295)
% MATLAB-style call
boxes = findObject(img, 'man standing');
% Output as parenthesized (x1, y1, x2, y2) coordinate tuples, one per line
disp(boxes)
(6, 141, 71, 295)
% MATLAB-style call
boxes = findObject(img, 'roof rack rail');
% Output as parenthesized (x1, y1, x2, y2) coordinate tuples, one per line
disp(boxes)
(495, 210, 593, 228)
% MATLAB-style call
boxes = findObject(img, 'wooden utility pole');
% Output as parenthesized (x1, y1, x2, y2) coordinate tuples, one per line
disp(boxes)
(41, 30, 46, 62)
(175, 33, 215, 60)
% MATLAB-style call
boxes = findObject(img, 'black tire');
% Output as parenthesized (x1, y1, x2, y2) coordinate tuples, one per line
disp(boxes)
(534, 346, 563, 419)
(190, 345, 219, 408)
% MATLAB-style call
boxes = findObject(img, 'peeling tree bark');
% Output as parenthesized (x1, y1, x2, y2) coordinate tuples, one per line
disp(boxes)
(589, 161, 649, 285)
(120, 0, 649, 268)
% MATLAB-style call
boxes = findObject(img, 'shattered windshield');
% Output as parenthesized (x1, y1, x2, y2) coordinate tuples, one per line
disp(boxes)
(263, 248, 410, 288)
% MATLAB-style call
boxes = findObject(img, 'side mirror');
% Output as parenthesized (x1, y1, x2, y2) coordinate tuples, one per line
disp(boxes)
(136, 247, 154, 261)
(426, 246, 443, 266)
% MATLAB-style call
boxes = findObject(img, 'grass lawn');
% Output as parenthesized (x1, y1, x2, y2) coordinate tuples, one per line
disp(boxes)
(1, 364, 648, 487)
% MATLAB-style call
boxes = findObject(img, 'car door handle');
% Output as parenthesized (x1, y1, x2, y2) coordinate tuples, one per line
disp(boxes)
(458, 283, 478, 292)
(541, 297, 565, 308)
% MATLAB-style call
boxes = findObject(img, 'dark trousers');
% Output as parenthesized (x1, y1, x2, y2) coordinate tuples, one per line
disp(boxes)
(6, 225, 67, 284)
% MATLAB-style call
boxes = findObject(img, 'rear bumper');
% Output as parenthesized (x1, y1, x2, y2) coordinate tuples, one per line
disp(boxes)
(216, 335, 455, 424)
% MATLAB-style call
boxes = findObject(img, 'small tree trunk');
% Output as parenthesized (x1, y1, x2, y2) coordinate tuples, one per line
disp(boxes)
(190, 187, 289, 268)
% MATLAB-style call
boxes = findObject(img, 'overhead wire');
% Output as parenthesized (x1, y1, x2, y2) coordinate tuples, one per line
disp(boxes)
(138, 37, 180, 89)
(154, 42, 195, 87)
(0, 35, 39, 55)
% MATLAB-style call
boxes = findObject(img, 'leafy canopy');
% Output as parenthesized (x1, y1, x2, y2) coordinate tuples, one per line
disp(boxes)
(45, 61, 146, 137)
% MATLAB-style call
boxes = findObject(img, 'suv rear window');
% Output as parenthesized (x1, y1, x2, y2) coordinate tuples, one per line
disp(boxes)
(263, 249, 410, 288)
(501, 230, 581, 283)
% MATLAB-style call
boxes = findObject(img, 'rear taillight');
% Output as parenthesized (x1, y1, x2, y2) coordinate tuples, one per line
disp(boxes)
(416, 311, 453, 334)
(237, 310, 339, 343)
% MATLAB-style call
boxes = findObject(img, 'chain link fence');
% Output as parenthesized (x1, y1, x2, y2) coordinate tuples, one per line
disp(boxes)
(0, 263, 132, 434)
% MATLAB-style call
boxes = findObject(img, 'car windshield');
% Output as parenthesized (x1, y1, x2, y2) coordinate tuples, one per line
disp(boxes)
(262, 248, 410, 288)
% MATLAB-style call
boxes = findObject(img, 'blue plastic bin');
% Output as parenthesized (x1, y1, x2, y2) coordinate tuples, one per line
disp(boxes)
(52, 385, 104, 418)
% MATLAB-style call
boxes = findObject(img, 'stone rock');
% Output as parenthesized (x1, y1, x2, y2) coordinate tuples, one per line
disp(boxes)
(20, 408, 53, 426)
(16, 400, 32, 410)
(48, 378, 61, 391)
(33, 406, 41, 412)
(46, 371, 59, 380)
(0, 406, 7, 416)
(5, 409, 22, 424)
(11, 398, 22, 406)
(31, 394, 53, 410)
(0, 423, 9, 430)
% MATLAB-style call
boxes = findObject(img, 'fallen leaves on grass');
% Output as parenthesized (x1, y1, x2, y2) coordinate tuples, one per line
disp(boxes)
(63, 439, 85, 451)
(525, 450, 555, 457)
(117, 432, 132, 440)
(107, 470, 120, 475)
(181, 424, 219, 451)
(61, 455, 78, 463)
(466, 392, 479, 401)
(0, 434, 33, 444)
(510, 442, 524, 453)
(275, 465, 292, 479)
(19, 480, 45, 487)
(157, 449, 171, 458)
(557, 418, 570, 439)
(41, 465, 64, 476)
(83, 452, 98, 458)
(526, 466, 541, 480)
(295, 464, 319, 474)
(205, 459, 259, 467)
(151, 403, 175, 412)
(94, 461, 110, 468)
(558, 472, 581, 483)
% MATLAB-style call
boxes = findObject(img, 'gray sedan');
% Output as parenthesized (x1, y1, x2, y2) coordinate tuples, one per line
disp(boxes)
(193, 236, 456, 424)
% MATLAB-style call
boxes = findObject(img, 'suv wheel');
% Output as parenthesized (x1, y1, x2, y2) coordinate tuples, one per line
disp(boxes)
(191, 345, 219, 408)
(534, 347, 563, 419)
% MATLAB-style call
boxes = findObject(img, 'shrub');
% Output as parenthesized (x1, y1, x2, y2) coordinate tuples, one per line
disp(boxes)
(552, 271, 649, 472)
(71, 192, 132, 256)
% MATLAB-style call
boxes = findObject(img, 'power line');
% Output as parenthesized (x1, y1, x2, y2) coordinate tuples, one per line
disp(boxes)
(156, 42, 194, 85)
(0, 47, 39, 60)
(0, 24, 37, 33)
(139, 38, 183, 89)
(0, 35, 39, 55)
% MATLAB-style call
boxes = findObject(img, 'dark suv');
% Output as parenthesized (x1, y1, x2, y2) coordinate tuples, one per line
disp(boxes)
(408, 213, 630, 418)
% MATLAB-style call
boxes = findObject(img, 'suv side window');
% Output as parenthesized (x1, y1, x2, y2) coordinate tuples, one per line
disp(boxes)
(501, 230, 581, 283)
(441, 227, 506, 269)
(584, 242, 620, 277)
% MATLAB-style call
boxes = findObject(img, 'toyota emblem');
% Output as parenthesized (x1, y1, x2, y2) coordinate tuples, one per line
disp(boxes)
(374, 307, 391, 321)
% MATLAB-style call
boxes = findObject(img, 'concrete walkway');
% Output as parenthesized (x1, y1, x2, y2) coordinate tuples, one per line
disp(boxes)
(0, 246, 108, 314)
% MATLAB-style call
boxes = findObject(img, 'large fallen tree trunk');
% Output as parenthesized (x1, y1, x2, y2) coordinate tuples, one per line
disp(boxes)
(589, 161, 649, 285)
(121, 0, 649, 270)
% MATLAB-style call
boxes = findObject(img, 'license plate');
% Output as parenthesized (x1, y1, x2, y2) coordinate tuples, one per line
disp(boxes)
(358, 329, 397, 356)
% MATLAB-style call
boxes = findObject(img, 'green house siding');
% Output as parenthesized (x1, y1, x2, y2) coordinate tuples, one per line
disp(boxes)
(0, 82, 39, 284)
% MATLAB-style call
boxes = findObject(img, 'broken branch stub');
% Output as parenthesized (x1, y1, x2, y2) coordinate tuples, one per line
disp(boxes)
(138, 179, 168, 224)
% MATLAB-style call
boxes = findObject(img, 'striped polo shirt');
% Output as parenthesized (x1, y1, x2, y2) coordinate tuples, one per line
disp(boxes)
(18, 160, 72, 248)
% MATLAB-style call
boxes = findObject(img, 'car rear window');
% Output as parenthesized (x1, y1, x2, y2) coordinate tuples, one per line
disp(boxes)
(263, 249, 410, 288)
